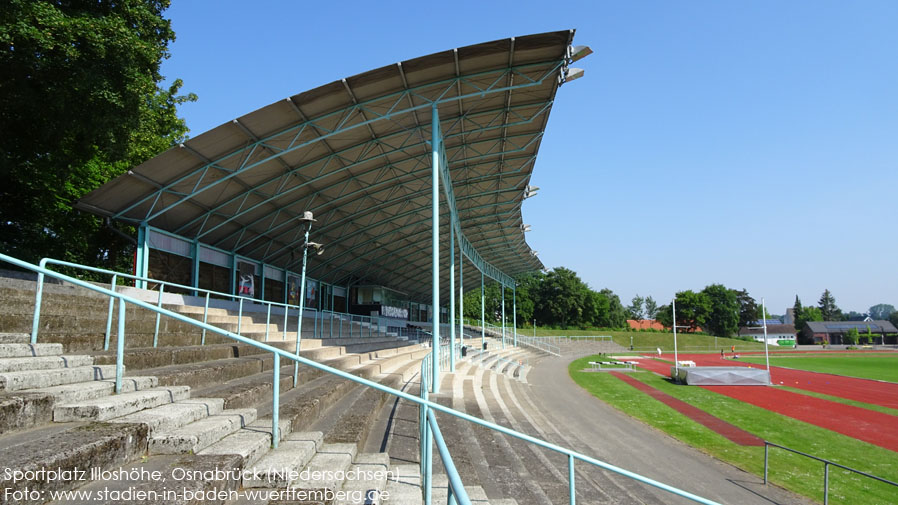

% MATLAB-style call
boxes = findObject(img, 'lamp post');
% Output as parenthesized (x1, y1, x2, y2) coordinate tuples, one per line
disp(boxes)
(293, 211, 324, 387)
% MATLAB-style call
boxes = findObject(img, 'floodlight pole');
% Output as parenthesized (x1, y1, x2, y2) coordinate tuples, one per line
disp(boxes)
(762, 297, 770, 376)
(501, 284, 506, 349)
(431, 105, 440, 393)
(672, 299, 679, 378)
(293, 220, 313, 387)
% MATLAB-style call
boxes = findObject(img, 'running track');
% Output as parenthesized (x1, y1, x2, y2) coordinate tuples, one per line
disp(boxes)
(633, 357, 898, 452)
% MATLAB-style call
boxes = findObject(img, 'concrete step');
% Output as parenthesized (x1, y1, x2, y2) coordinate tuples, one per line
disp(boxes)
(0, 333, 29, 344)
(336, 452, 390, 505)
(108, 397, 225, 435)
(243, 431, 323, 488)
(0, 422, 149, 503)
(0, 342, 64, 358)
(0, 354, 94, 373)
(291, 442, 357, 492)
(196, 426, 272, 467)
(0, 364, 118, 391)
(385, 464, 422, 505)
(53, 385, 191, 421)
(148, 408, 256, 454)
(22, 376, 158, 404)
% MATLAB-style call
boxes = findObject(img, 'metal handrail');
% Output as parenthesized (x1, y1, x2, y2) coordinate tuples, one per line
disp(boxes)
(763, 441, 898, 505)
(4, 252, 720, 505)
(31, 258, 379, 348)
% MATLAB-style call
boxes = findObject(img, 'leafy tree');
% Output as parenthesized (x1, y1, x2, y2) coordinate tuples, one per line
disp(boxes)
(599, 288, 628, 328)
(537, 267, 588, 329)
(797, 306, 824, 344)
(792, 295, 803, 325)
(890, 311, 898, 329)
(869, 304, 896, 321)
(0, 0, 195, 270)
(627, 294, 644, 320)
(655, 303, 673, 328)
(818, 289, 842, 321)
(845, 311, 867, 321)
(644, 296, 659, 320)
(673, 290, 710, 332)
(582, 290, 611, 328)
(734, 289, 760, 329)
(844, 327, 859, 345)
(702, 284, 740, 338)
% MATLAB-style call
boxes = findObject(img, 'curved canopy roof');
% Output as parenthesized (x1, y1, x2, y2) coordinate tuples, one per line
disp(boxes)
(78, 30, 583, 302)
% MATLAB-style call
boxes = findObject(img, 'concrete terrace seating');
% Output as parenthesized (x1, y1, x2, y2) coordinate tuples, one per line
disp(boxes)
(0, 276, 446, 504)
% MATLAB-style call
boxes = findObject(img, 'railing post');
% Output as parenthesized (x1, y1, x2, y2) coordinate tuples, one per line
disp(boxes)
(763, 443, 768, 485)
(282, 306, 289, 340)
(115, 298, 126, 394)
(237, 297, 244, 335)
(824, 462, 829, 505)
(104, 275, 117, 351)
(153, 283, 165, 347)
(265, 304, 271, 342)
(31, 268, 46, 344)
(569, 454, 576, 505)
(272, 352, 280, 449)
(294, 307, 302, 387)
(202, 292, 210, 345)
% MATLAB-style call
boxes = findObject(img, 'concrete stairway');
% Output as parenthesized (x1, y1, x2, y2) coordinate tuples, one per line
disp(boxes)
(0, 277, 436, 504)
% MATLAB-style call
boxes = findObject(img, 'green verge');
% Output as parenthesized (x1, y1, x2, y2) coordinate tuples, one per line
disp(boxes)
(569, 355, 898, 505)
(515, 328, 768, 352)
(740, 354, 898, 382)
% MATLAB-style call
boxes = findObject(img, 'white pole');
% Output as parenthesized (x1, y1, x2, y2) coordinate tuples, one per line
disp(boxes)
(763, 297, 770, 378)
(672, 298, 679, 379)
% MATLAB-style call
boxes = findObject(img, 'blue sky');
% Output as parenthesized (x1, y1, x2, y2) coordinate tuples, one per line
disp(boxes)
(160, 0, 897, 315)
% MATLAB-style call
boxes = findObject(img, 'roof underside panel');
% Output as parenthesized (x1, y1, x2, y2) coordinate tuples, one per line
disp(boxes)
(78, 30, 577, 303)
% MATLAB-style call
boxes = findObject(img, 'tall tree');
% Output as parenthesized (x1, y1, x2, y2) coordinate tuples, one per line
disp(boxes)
(673, 290, 710, 332)
(601, 289, 629, 328)
(655, 303, 672, 328)
(734, 289, 761, 329)
(869, 304, 896, 320)
(537, 267, 588, 329)
(0, 0, 195, 270)
(644, 296, 659, 320)
(627, 294, 644, 320)
(797, 306, 824, 344)
(702, 284, 740, 338)
(818, 289, 842, 321)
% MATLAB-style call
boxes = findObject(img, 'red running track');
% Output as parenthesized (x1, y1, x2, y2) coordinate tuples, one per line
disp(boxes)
(633, 357, 898, 452)
(670, 353, 898, 409)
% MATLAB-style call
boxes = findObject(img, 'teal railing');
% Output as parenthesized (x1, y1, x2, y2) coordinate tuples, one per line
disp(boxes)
(31, 258, 381, 351)
(5, 253, 721, 505)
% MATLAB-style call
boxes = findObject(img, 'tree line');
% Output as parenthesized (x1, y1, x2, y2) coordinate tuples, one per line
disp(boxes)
(792, 291, 898, 343)
(462, 267, 630, 330)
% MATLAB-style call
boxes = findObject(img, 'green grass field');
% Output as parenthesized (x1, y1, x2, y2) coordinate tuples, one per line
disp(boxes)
(568, 355, 898, 505)
(513, 327, 768, 352)
(740, 353, 898, 382)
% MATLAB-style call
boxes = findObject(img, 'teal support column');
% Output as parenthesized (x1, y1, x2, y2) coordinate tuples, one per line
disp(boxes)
(260, 264, 266, 303)
(229, 254, 236, 300)
(501, 284, 506, 349)
(293, 225, 312, 387)
(480, 272, 485, 349)
(135, 224, 149, 289)
(458, 240, 463, 353)
(513, 284, 517, 348)
(191, 241, 200, 296)
(449, 223, 455, 372)
(430, 104, 440, 393)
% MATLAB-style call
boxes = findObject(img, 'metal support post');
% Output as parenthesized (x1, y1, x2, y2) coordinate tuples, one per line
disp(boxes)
(104, 275, 117, 351)
(202, 292, 209, 344)
(481, 272, 485, 349)
(449, 223, 456, 372)
(501, 284, 506, 349)
(431, 104, 440, 393)
(272, 352, 280, 449)
(293, 225, 312, 388)
(115, 298, 126, 394)
(459, 240, 463, 353)
(135, 224, 150, 289)
(513, 284, 517, 348)
(191, 241, 200, 296)
(569, 454, 576, 505)
(153, 284, 165, 347)
(672, 299, 679, 379)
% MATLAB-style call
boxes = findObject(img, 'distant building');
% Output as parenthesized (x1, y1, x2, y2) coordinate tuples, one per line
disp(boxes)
(804, 320, 898, 345)
(627, 319, 666, 331)
(738, 323, 796, 346)
(784, 308, 795, 325)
